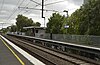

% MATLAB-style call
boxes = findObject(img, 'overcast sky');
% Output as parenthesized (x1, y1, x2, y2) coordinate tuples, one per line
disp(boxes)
(0, 0, 83, 29)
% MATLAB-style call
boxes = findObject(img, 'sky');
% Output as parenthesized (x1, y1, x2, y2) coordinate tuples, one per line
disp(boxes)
(0, 0, 83, 29)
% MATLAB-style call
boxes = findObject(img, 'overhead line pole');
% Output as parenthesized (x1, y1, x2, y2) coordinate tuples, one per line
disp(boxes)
(42, 0, 45, 27)
(42, 0, 45, 18)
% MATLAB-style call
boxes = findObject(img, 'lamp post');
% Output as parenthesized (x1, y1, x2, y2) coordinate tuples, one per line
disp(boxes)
(63, 10, 69, 34)
(63, 10, 68, 18)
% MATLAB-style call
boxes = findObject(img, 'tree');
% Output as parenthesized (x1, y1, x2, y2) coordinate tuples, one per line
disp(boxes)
(46, 13, 66, 34)
(16, 14, 41, 32)
(67, 9, 82, 34)
(16, 15, 32, 32)
(10, 25, 17, 32)
(35, 22, 41, 26)
(0, 28, 8, 33)
(67, 0, 100, 35)
(79, 0, 100, 35)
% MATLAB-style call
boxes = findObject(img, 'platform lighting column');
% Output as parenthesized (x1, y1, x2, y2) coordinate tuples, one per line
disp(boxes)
(63, 10, 69, 34)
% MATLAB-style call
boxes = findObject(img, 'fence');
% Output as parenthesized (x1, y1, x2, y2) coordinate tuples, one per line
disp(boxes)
(13, 32, 100, 47)
(41, 34, 100, 47)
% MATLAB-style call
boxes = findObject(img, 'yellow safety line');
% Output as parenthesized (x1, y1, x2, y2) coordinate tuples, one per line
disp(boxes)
(0, 37, 25, 65)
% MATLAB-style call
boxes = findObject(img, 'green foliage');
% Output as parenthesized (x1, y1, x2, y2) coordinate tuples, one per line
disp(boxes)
(79, 0, 100, 35)
(46, 13, 67, 34)
(16, 15, 33, 32)
(35, 22, 41, 26)
(67, 0, 100, 35)
(10, 25, 17, 32)
(67, 9, 82, 34)
(16, 14, 41, 32)
(0, 28, 8, 33)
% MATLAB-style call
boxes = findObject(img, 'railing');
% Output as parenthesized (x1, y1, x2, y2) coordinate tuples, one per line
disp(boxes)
(8, 32, 100, 47)
(7, 33, 100, 62)
(25, 33, 100, 47)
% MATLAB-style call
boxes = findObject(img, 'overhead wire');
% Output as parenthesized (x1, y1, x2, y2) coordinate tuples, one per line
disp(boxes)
(30, 0, 41, 6)
(7, 0, 21, 20)
(0, 0, 4, 14)
(12, 0, 66, 16)
(45, 0, 66, 6)
(30, 0, 48, 7)
(18, 7, 58, 12)
(7, 0, 67, 21)
(18, 1, 31, 14)
(29, 0, 66, 13)
(32, 0, 66, 7)
(20, 0, 64, 12)
(0, 0, 69, 28)
(7, 0, 25, 21)
(10, 0, 31, 19)
(18, 0, 42, 14)
(30, 0, 44, 6)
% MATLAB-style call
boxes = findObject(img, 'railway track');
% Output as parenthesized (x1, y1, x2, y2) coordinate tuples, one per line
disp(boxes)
(3, 35, 99, 65)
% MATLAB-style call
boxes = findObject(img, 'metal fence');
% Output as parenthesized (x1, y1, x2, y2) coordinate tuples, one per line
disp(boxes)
(40, 34, 100, 47)
(14, 32, 100, 47)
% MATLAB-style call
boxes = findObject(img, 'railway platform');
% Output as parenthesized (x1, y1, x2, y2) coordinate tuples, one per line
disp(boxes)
(0, 35, 45, 65)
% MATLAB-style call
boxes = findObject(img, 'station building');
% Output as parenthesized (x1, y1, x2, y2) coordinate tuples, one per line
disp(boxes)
(23, 26, 46, 38)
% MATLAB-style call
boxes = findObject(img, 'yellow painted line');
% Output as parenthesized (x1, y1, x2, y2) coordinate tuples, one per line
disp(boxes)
(0, 37, 25, 65)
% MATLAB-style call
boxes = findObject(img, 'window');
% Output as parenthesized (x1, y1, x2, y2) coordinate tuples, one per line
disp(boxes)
(36, 30, 38, 33)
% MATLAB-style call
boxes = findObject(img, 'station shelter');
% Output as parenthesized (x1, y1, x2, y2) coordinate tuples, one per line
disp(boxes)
(23, 26, 46, 38)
